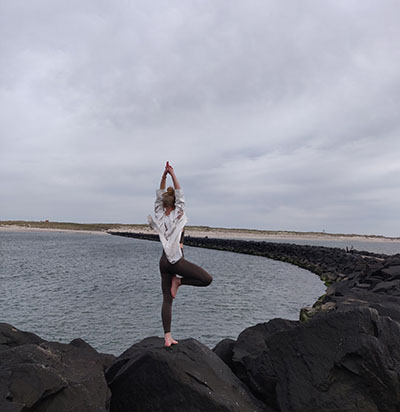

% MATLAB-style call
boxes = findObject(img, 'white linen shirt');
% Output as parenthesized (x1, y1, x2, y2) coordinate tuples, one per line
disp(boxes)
(147, 189, 188, 264)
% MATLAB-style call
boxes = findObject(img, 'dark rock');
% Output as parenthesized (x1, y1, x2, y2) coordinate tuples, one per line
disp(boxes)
(234, 307, 400, 412)
(381, 265, 400, 279)
(106, 336, 271, 412)
(371, 280, 400, 294)
(332, 291, 400, 322)
(70, 337, 115, 370)
(0, 323, 44, 352)
(0, 325, 112, 412)
(212, 338, 236, 370)
(69, 337, 98, 351)
(230, 319, 299, 409)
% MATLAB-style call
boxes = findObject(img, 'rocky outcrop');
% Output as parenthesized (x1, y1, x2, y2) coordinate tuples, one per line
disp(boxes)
(0, 323, 45, 350)
(228, 319, 299, 409)
(317, 255, 400, 321)
(214, 307, 400, 411)
(106, 336, 272, 412)
(0, 323, 113, 412)
(212, 338, 236, 370)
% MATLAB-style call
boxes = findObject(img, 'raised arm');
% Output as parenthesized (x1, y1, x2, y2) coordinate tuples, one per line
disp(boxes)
(166, 164, 184, 214)
(166, 165, 181, 190)
(160, 167, 168, 189)
(155, 166, 168, 218)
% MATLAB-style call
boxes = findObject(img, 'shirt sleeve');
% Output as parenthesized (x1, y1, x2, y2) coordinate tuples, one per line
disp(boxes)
(154, 189, 166, 219)
(174, 189, 185, 212)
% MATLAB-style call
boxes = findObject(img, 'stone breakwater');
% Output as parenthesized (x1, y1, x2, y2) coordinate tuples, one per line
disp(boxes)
(2, 234, 400, 411)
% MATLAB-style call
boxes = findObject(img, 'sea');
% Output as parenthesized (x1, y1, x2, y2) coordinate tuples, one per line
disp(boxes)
(1, 230, 398, 356)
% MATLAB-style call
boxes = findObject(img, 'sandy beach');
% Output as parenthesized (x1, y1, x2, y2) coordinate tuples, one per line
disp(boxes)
(109, 226, 400, 243)
(1, 223, 400, 243)
(0, 225, 107, 236)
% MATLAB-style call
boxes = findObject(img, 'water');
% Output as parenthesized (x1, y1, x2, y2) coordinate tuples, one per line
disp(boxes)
(2, 231, 329, 355)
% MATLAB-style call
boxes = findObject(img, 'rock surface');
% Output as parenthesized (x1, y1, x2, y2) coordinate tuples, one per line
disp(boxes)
(0, 323, 113, 412)
(0, 323, 45, 351)
(215, 308, 400, 411)
(230, 319, 299, 410)
(212, 338, 236, 370)
(320, 255, 400, 321)
(106, 336, 271, 412)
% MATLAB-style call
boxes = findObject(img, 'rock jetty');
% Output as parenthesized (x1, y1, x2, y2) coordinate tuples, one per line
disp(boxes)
(1, 235, 400, 411)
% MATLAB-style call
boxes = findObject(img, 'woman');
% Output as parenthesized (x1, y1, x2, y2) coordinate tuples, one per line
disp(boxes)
(148, 162, 213, 347)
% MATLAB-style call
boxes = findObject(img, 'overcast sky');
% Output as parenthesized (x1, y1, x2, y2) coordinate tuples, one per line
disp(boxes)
(1, 1, 400, 236)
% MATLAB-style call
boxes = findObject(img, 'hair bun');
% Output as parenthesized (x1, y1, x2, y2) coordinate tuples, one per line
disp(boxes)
(166, 186, 175, 196)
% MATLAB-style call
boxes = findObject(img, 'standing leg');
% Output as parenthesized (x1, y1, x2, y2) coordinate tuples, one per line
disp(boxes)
(160, 271, 178, 347)
(160, 253, 179, 346)
(160, 271, 173, 333)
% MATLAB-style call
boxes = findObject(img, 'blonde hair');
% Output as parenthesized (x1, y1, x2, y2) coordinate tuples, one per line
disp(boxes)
(162, 186, 175, 208)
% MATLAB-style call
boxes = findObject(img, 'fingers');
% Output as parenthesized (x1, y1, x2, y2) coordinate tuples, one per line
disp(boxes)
(165, 162, 174, 174)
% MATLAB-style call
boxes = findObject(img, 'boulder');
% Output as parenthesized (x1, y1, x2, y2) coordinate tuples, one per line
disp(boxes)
(230, 319, 299, 409)
(0, 324, 113, 412)
(212, 338, 236, 370)
(106, 336, 271, 412)
(232, 307, 400, 411)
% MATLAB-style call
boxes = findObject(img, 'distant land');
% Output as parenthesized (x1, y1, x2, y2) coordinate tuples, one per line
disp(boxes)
(1, 220, 399, 242)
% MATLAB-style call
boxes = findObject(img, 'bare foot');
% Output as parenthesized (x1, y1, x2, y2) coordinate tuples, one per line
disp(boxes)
(171, 276, 181, 299)
(164, 332, 178, 347)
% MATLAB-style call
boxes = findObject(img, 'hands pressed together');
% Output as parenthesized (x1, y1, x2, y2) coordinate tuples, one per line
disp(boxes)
(161, 161, 181, 190)
(163, 161, 175, 177)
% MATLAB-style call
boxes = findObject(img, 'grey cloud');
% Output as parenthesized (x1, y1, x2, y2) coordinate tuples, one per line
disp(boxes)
(1, 0, 400, 235)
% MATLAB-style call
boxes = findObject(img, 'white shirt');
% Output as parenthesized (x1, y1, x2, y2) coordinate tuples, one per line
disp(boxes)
(147, 189, 188, 264)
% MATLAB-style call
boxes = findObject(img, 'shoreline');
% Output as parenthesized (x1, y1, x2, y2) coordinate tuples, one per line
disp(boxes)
(107, 226, 400, 243)
(1, 223, 400, 243)
(0, 225, 107, 236)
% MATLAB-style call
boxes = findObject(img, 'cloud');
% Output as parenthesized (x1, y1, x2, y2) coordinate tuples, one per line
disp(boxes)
(1, 0, 400, 235)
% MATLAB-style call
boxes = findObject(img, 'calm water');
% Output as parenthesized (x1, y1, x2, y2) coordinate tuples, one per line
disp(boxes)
(1, 231, 333, 355)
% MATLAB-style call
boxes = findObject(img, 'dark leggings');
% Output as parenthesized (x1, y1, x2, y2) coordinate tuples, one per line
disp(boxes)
(160, 251, 213, 334)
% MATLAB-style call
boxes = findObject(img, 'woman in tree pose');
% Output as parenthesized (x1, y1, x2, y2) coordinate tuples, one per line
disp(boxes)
(148, 162, 213, 347)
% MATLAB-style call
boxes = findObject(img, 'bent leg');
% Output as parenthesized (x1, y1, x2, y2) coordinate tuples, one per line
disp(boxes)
(173, 259, 213, 287)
